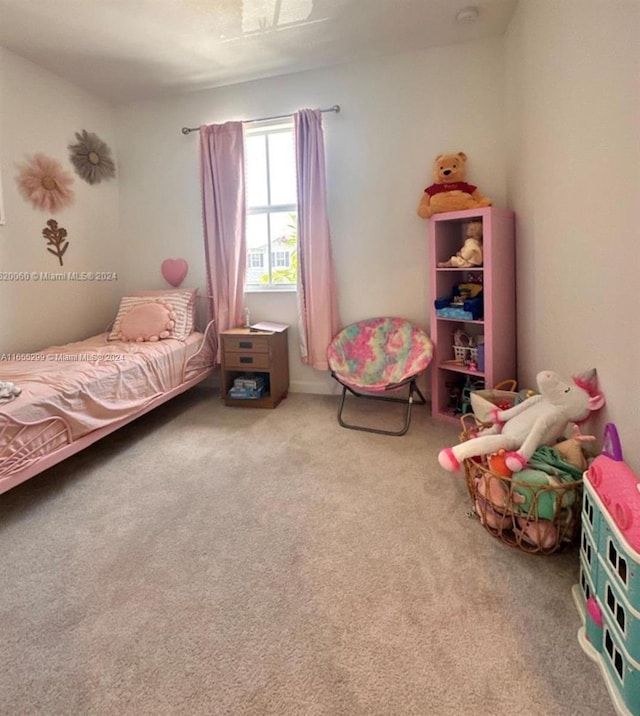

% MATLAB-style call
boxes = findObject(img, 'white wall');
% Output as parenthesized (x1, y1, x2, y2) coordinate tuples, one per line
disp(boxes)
(116, 38, 506, 394)
(0, 47, 120, 352)
(3, 6, 636, 466)
(505, 0, 640, 470)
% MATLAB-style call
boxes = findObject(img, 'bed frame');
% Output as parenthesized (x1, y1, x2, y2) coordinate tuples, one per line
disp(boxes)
(0, 321, 217, 496)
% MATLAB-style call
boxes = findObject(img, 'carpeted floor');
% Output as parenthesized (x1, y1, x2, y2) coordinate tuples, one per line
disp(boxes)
(0, 383, 615, 715)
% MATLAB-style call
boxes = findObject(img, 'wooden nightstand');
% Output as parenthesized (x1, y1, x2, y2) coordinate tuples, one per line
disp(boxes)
(219, 327, 289, 408)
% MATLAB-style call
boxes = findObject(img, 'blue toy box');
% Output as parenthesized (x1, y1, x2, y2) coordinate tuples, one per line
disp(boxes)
(434, 288, 483, 321)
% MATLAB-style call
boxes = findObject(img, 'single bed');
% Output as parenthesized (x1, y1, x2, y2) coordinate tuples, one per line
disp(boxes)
(0, 292, 216, 495)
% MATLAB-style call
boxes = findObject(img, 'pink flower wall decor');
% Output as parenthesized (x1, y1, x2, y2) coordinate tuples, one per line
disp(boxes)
(16, 154, 74, 213)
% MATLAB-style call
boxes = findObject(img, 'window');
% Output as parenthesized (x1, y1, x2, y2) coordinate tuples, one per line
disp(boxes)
(272, 250, 290, 268)
(606, 583, 627, 634)
(580, 569, 591, 600)
(244, 120, 297, 288)
(248, 252, 264, 269)
(604, 628, 625, 681)
(584, 493, 594, 525)
(607, 539, 628, 586)
(581, 531, 592, 566)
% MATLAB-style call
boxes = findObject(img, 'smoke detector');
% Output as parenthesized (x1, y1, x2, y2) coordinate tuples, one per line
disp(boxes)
(456, 6, 480, 23)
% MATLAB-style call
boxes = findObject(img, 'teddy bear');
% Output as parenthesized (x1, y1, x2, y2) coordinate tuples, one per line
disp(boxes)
(437, 220, 483, 267)
(417, 152, 492, 219)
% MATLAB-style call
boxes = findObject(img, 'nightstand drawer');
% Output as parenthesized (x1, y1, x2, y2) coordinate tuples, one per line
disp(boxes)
(222, 335, 270, 353)
(223, 352, 271, 370)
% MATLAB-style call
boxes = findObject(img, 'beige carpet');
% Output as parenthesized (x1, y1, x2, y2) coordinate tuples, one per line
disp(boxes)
(0, 383, 615, 715)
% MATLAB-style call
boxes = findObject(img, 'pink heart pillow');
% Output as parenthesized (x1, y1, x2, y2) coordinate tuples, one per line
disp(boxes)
(161, 258, 188, 287)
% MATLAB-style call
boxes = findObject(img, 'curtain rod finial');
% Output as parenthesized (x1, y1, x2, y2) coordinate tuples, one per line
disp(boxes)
(181, 127, 192, 135)
(332, 105, 341, 113)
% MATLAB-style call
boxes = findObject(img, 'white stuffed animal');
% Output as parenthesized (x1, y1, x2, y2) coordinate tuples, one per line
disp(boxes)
(438, 370, 605, 473)
(437, 220, 483, 268)
(0, 381, 22, 404)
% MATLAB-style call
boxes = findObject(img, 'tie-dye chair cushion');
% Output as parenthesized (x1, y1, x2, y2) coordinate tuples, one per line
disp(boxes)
(327, 317, 433, 392)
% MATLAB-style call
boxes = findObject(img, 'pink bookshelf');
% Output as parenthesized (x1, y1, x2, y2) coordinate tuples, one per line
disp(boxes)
(428, 207, 516, 424)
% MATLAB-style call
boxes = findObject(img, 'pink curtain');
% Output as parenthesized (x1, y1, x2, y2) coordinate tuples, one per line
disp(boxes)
(295, 109, 341, 370)
(199, 122, 246, 361)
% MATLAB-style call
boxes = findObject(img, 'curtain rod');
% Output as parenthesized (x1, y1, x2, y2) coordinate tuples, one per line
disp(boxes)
(181, 104, 340, 135)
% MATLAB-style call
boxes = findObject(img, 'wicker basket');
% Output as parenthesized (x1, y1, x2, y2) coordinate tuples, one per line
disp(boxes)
(469, 379, 518, 422)
(459, 415, 583, 555)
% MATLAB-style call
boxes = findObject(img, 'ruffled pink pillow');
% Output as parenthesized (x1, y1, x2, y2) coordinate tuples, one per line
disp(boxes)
(116, 300, 176, 343)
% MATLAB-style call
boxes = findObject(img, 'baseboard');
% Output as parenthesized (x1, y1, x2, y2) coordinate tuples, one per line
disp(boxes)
(289, 380, 433, 399)
(290, 379, 340, 395)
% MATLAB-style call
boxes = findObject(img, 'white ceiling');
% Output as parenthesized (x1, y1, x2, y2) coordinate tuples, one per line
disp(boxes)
(0, 0, 518, 105)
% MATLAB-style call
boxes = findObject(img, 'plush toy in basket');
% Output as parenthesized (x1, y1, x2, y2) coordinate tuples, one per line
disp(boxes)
(439, 370, 605, 474)
(461, 420, 590, 554)
(441, 369, 606, 554)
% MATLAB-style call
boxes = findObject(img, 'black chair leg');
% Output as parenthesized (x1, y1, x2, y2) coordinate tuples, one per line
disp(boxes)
(335, 379, 425, 436)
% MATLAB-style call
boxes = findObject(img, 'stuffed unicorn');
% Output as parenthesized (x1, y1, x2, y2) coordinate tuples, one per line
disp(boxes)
(438, 370, 605, 473)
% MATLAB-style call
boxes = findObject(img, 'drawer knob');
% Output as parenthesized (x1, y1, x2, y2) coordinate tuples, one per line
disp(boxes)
(239, 341, 252, 349)
(240, 356, 254, 364)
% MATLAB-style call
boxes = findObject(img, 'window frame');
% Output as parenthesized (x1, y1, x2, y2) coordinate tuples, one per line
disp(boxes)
(244, 119, 298, 292)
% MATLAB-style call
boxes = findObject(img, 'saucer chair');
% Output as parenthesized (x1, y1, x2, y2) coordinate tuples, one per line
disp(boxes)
(327, 317, 433, 436)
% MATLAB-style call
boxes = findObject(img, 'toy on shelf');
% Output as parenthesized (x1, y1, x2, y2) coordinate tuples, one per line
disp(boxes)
(438, 220, 484, 268)
(435, 281, 483, 320)
(451, 329, 483, 368)
(572, 424, 640, 716)
(438, 369, 605, 473)
(458, 375, 485, 415)
(417, 152, 492, 219)
(446, 375, 484, 415)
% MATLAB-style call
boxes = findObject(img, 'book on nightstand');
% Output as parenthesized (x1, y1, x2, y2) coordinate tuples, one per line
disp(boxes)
(249, 321, 288, 333)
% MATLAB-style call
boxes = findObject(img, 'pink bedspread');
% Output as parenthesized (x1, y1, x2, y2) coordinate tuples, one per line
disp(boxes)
(0, 332, 211, 441)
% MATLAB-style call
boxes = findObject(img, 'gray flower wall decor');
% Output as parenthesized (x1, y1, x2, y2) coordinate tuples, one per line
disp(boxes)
(68, 130, 116, 185)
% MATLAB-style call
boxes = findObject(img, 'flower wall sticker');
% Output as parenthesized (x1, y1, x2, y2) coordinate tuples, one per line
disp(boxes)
(68, 130, 115, 185)
(16, 154, 74, 213)
(42, 219, 69, 266)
